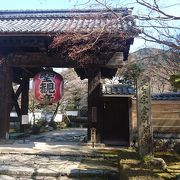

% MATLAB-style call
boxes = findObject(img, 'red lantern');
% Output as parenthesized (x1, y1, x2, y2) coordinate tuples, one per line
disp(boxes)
(33, 71, 64, 104)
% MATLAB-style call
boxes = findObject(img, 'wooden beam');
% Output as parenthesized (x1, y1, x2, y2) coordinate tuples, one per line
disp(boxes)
(11, 87, 22, 116)
(13, 77, 23, 84)
(20, 75, 29, 131)
(0, 36, 52, 52)
(7, 52, 126, 68)
(105, 52, 124, 68)
(13, 67, 43, 79)
(21, 76, 29, 115)
(7, 53, 80, 68)
(0, 58, 12, 139)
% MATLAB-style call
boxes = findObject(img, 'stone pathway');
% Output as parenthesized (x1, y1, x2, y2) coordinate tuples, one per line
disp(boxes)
(0, 153, 81, 178)
(0, 128, 119, 179)
(30, 128, 87, 143)
(0, 153, 118, 179)
(0, 154, 118, 179)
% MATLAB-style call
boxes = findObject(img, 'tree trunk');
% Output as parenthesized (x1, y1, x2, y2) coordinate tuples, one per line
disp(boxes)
(50, 102, 60, 122)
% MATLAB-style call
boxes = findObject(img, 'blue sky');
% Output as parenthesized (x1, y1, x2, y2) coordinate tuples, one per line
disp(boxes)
(0, 0, 179, 52)
(0, 0, 117, 10)
(0, 0, 130, 10)
(0, 0, 178, 13)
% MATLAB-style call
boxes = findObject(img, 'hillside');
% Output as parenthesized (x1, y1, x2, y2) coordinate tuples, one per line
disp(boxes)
(121, 48, 180, 93)
(129, 48, 164, 61)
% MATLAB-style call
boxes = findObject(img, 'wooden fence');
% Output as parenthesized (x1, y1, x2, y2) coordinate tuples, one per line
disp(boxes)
(132, 100, 180, 134)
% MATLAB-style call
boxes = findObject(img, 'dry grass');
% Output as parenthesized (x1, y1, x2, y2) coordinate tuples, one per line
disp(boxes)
(94, 148, 180, 179)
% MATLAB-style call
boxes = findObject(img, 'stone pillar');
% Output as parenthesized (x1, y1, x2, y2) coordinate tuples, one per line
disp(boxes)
(88, 67, 101, 143)
(0, 57, 12, 139)
(137, 75, 153, 156)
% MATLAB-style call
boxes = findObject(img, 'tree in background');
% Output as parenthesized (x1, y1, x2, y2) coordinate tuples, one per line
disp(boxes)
(82, 0, 179, 50)
(102, 0, 180, 92)
(141, 50, 179, 92)
(170, 74, 180, 91)
(116, 48, 179, 93)
(135, 0, 179, 51)
(60, 68, 87, 110)
(117, 62, 142, 86)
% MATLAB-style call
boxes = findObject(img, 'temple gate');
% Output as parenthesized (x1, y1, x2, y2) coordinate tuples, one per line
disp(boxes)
(0, 9, 152, 153)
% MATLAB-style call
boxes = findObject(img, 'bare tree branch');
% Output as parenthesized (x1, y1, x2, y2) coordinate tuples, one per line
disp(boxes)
(141, 31, 180, 50)
(136, 0, 180, 20)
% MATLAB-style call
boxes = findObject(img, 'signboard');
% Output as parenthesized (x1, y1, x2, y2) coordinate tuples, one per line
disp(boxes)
(54, 114, 63, 122)
(22, 115, 29, 125)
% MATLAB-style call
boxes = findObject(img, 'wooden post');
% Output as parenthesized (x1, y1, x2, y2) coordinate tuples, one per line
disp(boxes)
(88, 67, 101, 143)
(20, 75, 29, 131)
(0, 57, 12, 139)
(137, 75, 153, 156)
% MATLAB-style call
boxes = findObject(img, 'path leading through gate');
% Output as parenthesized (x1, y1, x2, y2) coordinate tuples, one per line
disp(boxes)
(0, 128, 119, 179)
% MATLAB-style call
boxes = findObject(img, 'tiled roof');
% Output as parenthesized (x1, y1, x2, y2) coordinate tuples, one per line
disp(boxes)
(102, 84, 135, 96)
(102, 84, 180, 101)
(0, 9, 137, 34)
(152, 92, 180, 101)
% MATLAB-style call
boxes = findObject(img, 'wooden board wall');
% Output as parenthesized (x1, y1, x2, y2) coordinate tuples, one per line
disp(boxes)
(132, 100, 180, 133)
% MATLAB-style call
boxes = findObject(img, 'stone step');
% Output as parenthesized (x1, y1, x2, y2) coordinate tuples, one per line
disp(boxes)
(0, 153, 118, 179)
(0, 165, 118, 179)
(0, 175, 76, 180)
(0, 151, 118, 158)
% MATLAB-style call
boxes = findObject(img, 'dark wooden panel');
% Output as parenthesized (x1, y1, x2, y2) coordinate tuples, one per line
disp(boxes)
(101, 97, 129, 145)
(20, 75, 29, 131)
(0, 60, 12, 139)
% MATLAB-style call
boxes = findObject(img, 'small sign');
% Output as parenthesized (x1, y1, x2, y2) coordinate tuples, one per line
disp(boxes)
(54, 114, 62, 122)
(22, 115, 29, 125)
(92, 107, 97, 122)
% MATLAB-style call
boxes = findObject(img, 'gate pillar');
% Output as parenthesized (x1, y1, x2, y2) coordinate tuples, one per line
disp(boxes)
(88, 67, 101, 143)
(0, 57, 12, 139)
